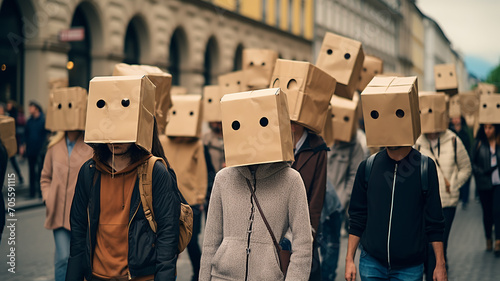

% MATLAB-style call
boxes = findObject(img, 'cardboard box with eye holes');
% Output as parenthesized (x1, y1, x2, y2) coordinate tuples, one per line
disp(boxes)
(315, 32, 365, 100)
(419, 92, 449, 134)
(434, 64, 458, 96)
(242, 48, 279, 91)
(45, 87, 88, 131)
(165, 95, 203, 138)
(0, 116, 17, 158)
(448, 94, 461, 118)
(476, 82, 497, 95)
(478, 94, 500, 124)
(112, 63, 172, 134)
(219, 71, 245, 96)
(48, 77, 68, 90)
(357, 56, 383, 92)
(361, 76, 420, 147)
(203, 85, 223, 122)
(321, 95, 358, 146)
(271, 59, 337, 133)
(84, 75, 156, 152)
(220, 88, 294, 167)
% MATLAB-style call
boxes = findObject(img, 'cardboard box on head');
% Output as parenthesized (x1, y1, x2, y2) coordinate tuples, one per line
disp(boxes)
(45, 87, 87, 132)
(84, 75, 156, 152)
(448, 95, 461, 118)
(219, 70, 245, 96)
(242, 48, 279, 91)
(165, 95, 203, 138)
(271, 59, 337, 133)
(320, 105, 334, 147)
(434, 64, 458, 96)
(203, 85, 223, 122)
(112, 63, 173, 134)
(316, 32, 365, 100)
(419, 92, 449, 134)
(361, 76, 420, 147)
(476, 82, 497, 95)
(329, 95, 358, 143)
(478, 94, 500, 124)
(357, 56, 383, 92)
(171, 86, 188, 96)
(48, 78, 69, 90)
(459, 91, 479, 116)
(0, 116, 17, 158)
(220, 88, 294, 167)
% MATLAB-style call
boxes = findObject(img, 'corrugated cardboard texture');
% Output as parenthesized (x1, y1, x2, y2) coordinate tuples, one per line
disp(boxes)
(357, 56, 383, 92)
(419, 92, 449, 133)
(330, 95, 358, 142)
(220, 88, 294, 167)
(84, 76, 156, 152)
(0, 116, 17, 158)
(242, 49, 278, 91)
(476, 83, 497, 95)
(112, 63, 173, 134)
(315, 32, 364, 99)
(271, 59, 337, 133)
(361, 76, 420, 147)
(46, 87, 87, 131)
(166, 95, 203, 138)
(459, 91, 479, 116)
(478, 94, 500, 124)
(219, 71, 245, 96)
(203, 85, 223, 122)
(434, 64, 458, 96)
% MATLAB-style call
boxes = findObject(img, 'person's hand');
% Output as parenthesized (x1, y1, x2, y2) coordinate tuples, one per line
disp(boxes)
(345, 259, 357, 281)
(19, 144, 25, 157)
(199, 205, 204, 212)
(444, 178, 451, 193)
(433, 263, 447, 281)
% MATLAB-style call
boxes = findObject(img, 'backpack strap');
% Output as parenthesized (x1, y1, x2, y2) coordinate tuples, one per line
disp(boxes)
(365, 153, 377, 184)
(452, 136, 457, 165)
(138, 156, 166, 234)
(421, 154, 429, 196)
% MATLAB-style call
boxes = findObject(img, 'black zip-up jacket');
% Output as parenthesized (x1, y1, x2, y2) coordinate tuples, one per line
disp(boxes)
(471, 139, 500, 191)
(66, 159, 180, 281)
(349, 149, 445, 269)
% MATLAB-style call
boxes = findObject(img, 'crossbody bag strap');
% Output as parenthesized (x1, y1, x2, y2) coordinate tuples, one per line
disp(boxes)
(245, 179, 282, 258)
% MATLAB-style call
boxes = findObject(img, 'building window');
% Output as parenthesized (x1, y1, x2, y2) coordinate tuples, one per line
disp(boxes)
(300, 0, 305, 35)
(236, 0, 241, 13)
(263, 0, 267, 21)
(288, 0, 293, 32)
(276, 0, 280, 28)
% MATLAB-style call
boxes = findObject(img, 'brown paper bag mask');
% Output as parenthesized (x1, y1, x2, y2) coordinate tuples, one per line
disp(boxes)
(0, 116, 17, 158)
(357, 56, 383, 92)
(316, 32, 365, 99)
(84, 76, 156, 152)
(165, 95, 203, 138)
(419, 92, 449, 133)
(48, 78, 69, 90)
(476, 83, 497, 95)
(220, 88, 294, 167)
(171, 86, 188, 96)
(361, 76, 420, 147)
(479, 94, 500, 124)
(45, 87, 87, 132)
(112, 63, 172, 134)
(271, 59, 337, 133)
(219, 71, 245, 96)
(448, 95, 461, 118)
(434, 64, 458, 96)
(459, 91, 479, 116)
(320, 105, 334, 147)
(203, 85, 223, 122)
(329, 95, 358, 143)
(242, 49, 278, 90)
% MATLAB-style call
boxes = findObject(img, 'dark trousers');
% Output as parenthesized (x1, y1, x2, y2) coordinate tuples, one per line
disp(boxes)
(478, 186, 500, 240)
(28, 154, 42, 198)
(318, 211, 342, 281)
(309, 240, 322, 281)
(187, 204, 202, 280)
(459, 178, 471, 207)
(424, 207, 456, 281)
(9, 156, 23, 182)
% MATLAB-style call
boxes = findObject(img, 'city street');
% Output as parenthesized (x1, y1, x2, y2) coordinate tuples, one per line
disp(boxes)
(0, 191, 499, 280)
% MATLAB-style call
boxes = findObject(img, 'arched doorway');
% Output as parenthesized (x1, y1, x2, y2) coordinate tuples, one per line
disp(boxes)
(0, 0, 24, 104)
(123, 20, 140, 64)
(233, 43, 244, 71)
(203, 36, 219, 86)
(168, 28, 187, 86)
(68, 4, 92, 89)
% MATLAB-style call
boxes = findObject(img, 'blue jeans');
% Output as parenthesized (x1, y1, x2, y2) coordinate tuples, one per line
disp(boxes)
(53, 228, 71, 281)
(318, 211, 342, 281)
(359, 248, 423, 281)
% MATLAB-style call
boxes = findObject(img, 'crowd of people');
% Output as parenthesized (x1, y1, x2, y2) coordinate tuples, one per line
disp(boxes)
(0, 31, 499, 281)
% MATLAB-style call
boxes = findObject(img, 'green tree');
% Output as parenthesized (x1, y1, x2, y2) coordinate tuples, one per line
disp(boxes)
(486, 63, 500, 91)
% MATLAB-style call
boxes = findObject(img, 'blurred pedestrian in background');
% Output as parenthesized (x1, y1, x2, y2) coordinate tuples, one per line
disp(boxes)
(4, 100, 24, 184)
(471, 124, 500, 257)
(449, 116, 473, 209)
(0, 140, 7, 244)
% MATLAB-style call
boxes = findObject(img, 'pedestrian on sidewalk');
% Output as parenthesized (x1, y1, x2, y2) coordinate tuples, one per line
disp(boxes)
(470, 123, 500, 256)
(200, 89, 313, 280)
(66, 76, 180, 281)
(449, 116, 473, 209)
(4, 101, 24, 184)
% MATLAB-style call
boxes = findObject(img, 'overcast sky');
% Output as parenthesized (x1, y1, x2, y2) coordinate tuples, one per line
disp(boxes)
(417, 0, 500, 65)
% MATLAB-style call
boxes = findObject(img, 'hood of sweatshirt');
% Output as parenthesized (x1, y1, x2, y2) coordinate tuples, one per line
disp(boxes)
(94, 154, 151, 176)
(235, 161, 291, 181)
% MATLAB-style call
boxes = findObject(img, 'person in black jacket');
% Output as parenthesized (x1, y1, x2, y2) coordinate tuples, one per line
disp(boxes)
(346, 147, 447, 281)
(471, 123, 500, 256)
(66, 119, 180, 281)
(450, 116, 473, 209)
